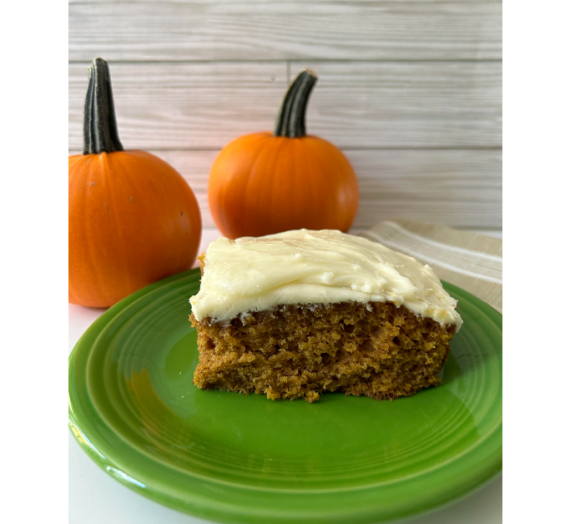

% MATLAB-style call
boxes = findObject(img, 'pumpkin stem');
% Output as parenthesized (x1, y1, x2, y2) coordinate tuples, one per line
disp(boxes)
(274, 69, 318, 138)
(83, 58, 124, 155)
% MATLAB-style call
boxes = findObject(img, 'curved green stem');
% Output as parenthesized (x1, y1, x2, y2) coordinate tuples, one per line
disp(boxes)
(274, 69, 318, 138)
(83, 58, 124, 155)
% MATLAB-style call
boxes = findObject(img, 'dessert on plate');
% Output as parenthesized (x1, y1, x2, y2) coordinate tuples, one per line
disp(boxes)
(189, 229, 462, 402)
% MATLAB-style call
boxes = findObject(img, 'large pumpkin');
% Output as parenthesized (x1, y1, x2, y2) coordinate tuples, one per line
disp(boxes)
(208, 70, 359, 239)
(69, 58, 202, 307)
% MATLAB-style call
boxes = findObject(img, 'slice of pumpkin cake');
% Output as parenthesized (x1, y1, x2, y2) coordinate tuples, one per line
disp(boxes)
(189, 229, 462, 403)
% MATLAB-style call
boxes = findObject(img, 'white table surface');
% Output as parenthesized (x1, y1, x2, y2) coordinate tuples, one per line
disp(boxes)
(69, 228, 502, 524)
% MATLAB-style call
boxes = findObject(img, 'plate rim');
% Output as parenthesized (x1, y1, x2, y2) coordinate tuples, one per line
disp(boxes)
(69, 268, 502, 524)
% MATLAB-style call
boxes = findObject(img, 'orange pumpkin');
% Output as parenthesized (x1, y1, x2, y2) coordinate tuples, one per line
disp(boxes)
(208, 70, 359, 239)
(69, 58, 202, 308)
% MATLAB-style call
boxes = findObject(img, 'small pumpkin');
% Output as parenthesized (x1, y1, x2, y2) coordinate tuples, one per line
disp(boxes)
(208, 70, 359, 239)
(69, 58, 202, 308)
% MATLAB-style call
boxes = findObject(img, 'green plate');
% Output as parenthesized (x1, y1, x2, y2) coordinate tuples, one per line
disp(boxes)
(69, 268, 502, 524)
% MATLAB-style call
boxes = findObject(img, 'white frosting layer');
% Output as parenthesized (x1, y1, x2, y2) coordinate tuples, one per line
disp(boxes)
(190, 229, 462, 329)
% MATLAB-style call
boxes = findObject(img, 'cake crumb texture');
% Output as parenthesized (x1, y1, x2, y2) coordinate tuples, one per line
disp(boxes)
(190, 301, 454, 403)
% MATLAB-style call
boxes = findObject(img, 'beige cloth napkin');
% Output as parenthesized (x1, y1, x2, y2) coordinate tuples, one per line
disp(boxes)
(360, 218, 502, 313)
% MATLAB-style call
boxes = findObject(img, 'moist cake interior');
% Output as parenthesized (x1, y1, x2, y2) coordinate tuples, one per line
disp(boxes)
(190, 300, 454, 403)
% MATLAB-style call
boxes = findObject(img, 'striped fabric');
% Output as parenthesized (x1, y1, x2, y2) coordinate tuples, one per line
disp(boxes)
(360, 218, 502, 313)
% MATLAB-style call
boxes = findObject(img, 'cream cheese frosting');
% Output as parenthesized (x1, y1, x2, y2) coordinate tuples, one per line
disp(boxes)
(190, 229, 462, 329)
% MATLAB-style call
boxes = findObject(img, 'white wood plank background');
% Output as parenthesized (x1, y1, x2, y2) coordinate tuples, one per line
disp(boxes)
(69, 1, 501, 61)
(69, 61, 500, 150)
(69, 0, 502, 231)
